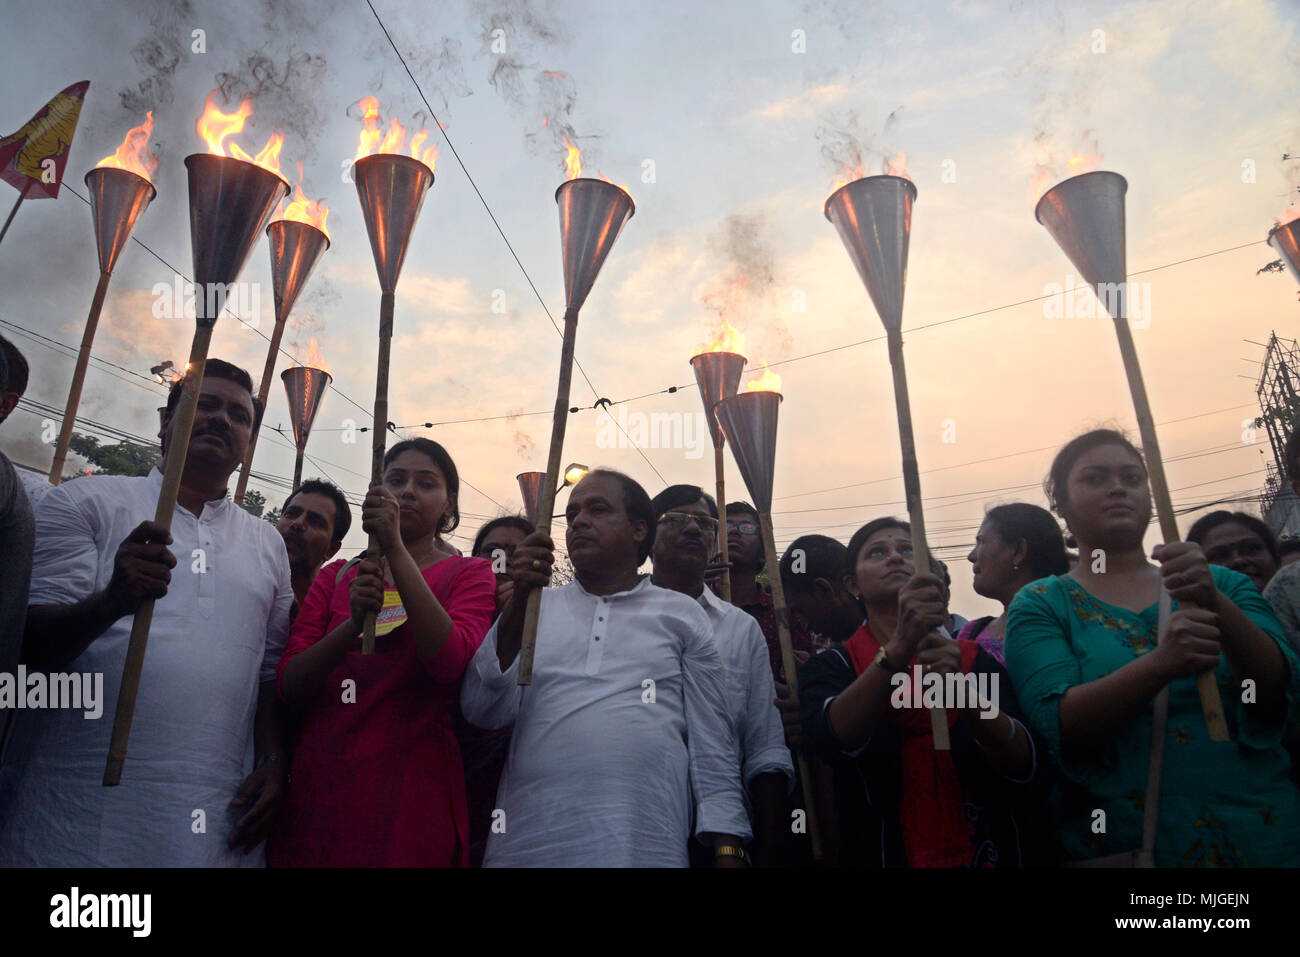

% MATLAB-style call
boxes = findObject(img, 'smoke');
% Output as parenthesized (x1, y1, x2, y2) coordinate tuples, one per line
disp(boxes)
(214, 52, 330, 155)
(698, 213, 792, 356)
(815, 105, 905, 181)
(117, 0, 190, 115)
(504, 409, 536, 458)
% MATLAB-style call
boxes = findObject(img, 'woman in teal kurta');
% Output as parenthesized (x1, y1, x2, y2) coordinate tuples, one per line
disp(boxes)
(1006, 429, 1300, 867)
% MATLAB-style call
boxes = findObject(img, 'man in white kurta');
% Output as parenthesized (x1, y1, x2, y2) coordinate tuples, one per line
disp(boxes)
(0, 362, 291, 866)
(460, 470, 750, 867)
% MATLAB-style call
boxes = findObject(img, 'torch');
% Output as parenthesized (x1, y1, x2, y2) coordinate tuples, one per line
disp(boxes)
(1267, 218, 1300, 287)
(352, 98, 436, 654)
(48, 114, 158, 483)
(104, 99, 288, 785)
(517, 470, 545, 525)
(1035, 171, 1229, 744)
(689, 343, 746, 601)
(233, 175, 330, 506)
(281, 362, 332, 491)
(714, 375, 822, 859)
(825, 172, 951, 750)
(516, 165, 635, 685)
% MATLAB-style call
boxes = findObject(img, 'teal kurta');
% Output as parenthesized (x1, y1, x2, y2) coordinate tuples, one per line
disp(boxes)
(1006, 565, 1300, 867)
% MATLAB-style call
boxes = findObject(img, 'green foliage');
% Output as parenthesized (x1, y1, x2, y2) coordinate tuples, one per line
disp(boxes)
(263, 507, 282, 526)
(241, 489, 266, 518)
(65, 433, 157, 479)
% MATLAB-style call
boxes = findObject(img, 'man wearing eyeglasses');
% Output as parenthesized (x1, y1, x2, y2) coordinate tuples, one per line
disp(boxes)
(650, 485, 793, 866)
(718, 500, 814, 684)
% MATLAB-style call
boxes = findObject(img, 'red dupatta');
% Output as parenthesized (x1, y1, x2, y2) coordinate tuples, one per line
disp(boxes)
(845, 623, 980, 868)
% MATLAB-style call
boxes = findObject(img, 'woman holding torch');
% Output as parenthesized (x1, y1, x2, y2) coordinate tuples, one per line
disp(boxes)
(271, 438, 495, 867)
(799, 517, 1046, 868)
(1006, 429, 1300, 866)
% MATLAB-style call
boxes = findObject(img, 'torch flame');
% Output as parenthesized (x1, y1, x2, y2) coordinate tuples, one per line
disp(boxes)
(745, 362, 782, 393)
(563, 138, 581, 179)
(1030, 153, 1104, 206)
(883, 150, 911, 182)
(96, 111, 159, 182)
(695, 315, 746, 356)
(305, 337, 332, 377)
(196, 90, 283, 176)
(354, 96, 439, 169)
(833, 163, 866, 191)
(278, 161, 330, 239)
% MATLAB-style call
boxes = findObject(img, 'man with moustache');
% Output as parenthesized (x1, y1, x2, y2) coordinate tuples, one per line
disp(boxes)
(0, 359, 293, 866)
(650, 485, 792, 866)
(275, 479, 351, 618)
(460, 469, 750, 867)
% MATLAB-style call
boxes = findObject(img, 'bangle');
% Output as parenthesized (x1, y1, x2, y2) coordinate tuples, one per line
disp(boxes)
(874, 647, 904, 675)
(715, 845, 749, 866)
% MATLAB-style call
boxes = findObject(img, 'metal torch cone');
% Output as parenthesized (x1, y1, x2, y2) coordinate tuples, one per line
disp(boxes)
(516, 180, 635, 685)
(1267, 219, 1300, 287)
(824, 175, 916, 332)
(233, 219, 330, 505)
(715, 389, 822, 859)
(517, 471, 546, 525)
(105, 154, 287, 786)
(1037, 170, 1228, 753)
(690, 350, 746, 601)
(281, 365, 332, 491)
(827, 173, 951, 751)
(48, 167, 156, 483)
(354, 153, 434, 654)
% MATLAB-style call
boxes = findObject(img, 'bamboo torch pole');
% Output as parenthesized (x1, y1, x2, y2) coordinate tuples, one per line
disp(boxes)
(103, 330, 213, 785)
(715, 444, 732, 602)
(361, 289, 395, 654)
(48, 273, 111, 482)
(885, 327, 950, 750)
(233, 319, 288, 505)
(759, 512, 823, 859)
(517, 307, 579, 684)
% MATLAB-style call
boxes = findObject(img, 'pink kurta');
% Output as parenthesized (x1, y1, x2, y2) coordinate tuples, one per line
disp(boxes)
(270, 554, 496, 867)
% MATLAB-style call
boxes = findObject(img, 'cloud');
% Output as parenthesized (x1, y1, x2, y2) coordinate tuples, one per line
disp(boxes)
(753, 82, 849, 120)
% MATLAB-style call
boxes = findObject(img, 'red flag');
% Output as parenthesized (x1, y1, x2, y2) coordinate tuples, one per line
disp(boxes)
(0, 81, 90, 199)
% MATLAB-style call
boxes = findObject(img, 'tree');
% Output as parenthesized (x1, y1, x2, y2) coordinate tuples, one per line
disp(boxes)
(241, 489, 266, 518)
(263, 507, 282, 526)
(65, 433, 157, 479)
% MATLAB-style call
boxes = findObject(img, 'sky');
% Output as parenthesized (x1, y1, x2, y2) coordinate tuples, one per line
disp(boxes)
(0, 0, 1297, 619)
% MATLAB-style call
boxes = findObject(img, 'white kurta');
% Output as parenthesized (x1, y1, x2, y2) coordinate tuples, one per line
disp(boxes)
(0, 468, 291, 867)
(696, 587, 793, 796)
(461, 576, 750, 867)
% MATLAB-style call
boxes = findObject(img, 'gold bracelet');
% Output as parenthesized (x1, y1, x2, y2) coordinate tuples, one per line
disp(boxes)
(715, 845, 749, 865)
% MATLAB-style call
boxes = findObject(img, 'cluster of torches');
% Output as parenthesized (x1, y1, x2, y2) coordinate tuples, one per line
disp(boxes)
(59, 92, 1300, 863)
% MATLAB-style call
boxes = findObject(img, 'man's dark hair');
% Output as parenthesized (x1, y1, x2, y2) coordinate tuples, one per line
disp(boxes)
(1279, 538, 1300, 559)
(1187, 510, 1280, 565)
(282, 479, 352, 545)
(780, 534, 848, 596)
(383, 437, 461, 535)
(165, 358, 263, 432)
(845, 517, 911, 580)
(584, 468, 656, 564)
(0, 335, 28, 396)
(472, 514, 535, 558)
(983, 502, 1070, 580)
(651, 484, 718, 522)
(725, 500, 760, 524)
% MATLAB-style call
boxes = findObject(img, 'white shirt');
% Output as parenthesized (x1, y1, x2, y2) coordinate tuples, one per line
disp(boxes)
(461, 576, 751, 867)
(696, 586, 794, 796)
(16, 468, 52, 509)
(0, 468, 292, 867)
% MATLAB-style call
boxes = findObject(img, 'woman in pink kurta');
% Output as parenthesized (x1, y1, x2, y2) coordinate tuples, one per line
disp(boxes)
(270, 439, 495, 867)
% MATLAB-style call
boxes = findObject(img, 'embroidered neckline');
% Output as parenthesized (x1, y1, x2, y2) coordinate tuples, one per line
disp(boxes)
(1059, 576, 1158, 655)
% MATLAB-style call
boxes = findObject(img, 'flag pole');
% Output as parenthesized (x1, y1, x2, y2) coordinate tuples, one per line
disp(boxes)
(0, 194, 23, 248)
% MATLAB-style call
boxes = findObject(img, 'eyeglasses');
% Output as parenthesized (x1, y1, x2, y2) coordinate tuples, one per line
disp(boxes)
(658, 511, 719, 532)
(727, 520, 758, 535)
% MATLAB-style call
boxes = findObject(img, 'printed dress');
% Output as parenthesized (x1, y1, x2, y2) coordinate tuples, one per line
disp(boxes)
(1006, 566, 1300, 867)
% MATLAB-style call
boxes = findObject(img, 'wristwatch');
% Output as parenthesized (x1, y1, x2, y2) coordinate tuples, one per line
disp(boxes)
(873, 647, 904, 675)
(255, 752, 283, 770)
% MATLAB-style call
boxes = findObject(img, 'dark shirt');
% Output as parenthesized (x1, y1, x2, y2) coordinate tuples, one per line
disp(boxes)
(0, 454, 33, 750)
(798, 643, 1057, 868)
(737, 585, 814, 683)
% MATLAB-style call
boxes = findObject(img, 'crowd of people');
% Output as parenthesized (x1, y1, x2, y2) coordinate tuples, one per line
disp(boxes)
(1, 339, 1299, 868)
